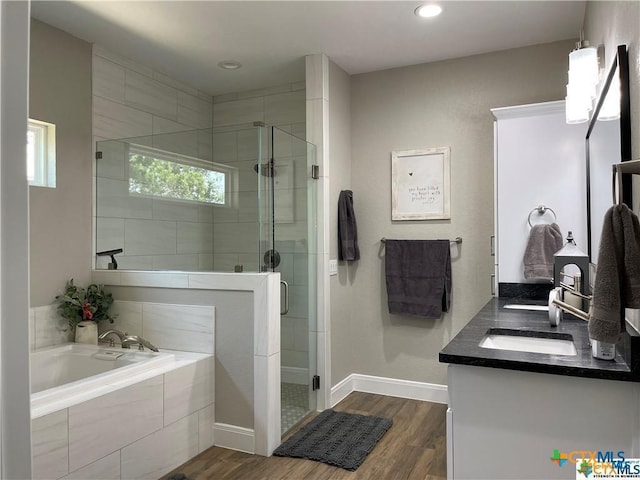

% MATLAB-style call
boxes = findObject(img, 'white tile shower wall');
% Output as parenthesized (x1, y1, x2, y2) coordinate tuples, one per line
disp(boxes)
(211, 84, 309, 375)
(211, 82, 306, 275)
(33, 304, 73, 350)
(143, 303, 215, 353)
(93, 45, 214, 271)
(103, 300, 215, 354)
(31, 356, 215, 480)
(211, 83, 309, 369)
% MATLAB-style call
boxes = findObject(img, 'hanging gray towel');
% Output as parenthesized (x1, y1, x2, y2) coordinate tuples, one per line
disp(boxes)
(338, 190, 360, 261)
(384, 240, 451, 317)
(589, 204, 640, 343)
(522, 223, 563, 280)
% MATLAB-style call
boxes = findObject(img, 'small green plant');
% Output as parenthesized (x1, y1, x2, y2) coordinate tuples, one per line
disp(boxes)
(55, 279, 118, 330)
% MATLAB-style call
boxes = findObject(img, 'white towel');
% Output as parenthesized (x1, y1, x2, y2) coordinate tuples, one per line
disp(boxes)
(522, 223, 563, 280)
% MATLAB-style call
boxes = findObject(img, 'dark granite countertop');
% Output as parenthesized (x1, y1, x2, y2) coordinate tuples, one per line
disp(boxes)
(439, 298, 640, 382)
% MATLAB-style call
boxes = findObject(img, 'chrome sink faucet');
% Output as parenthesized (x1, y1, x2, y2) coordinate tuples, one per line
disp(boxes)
(122, 334, 159, 352)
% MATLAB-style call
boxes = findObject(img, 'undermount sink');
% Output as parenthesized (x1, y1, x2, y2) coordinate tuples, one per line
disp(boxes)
(503, 304, 549, 312)
(479, 328, 577, 356)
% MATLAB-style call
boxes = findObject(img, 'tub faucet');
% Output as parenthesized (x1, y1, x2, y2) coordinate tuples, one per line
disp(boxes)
(98, 329, 127, 347)
(122, 334, 159, 352)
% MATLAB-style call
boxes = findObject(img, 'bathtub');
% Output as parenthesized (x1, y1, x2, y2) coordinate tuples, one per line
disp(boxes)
(31, 342, 176, 418)
(30, 342, 215, 478)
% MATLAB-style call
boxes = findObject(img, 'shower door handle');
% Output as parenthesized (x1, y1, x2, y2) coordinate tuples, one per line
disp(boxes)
(280, 280, 289, 315)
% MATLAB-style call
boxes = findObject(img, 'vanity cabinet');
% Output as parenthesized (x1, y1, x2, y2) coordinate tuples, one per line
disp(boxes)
(492, 101, 587, 289)
(447, 364, 640, 480)
(441, 299, 640, 480)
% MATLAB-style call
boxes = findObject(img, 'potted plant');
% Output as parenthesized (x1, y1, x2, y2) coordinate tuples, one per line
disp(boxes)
(55, 279, 118, 344)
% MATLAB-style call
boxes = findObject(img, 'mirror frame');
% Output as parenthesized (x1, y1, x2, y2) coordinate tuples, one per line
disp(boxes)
(585, 44, 632, 261)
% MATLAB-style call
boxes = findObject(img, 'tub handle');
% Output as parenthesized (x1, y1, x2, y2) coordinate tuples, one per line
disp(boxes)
(281, 280, 289, 316)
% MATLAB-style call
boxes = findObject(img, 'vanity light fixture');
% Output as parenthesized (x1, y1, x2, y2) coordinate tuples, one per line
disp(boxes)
(598, 69, 620, 121)
(217, 60, 242, 70)
(415, 4, 442, 18)
(565, 33, 599, 124)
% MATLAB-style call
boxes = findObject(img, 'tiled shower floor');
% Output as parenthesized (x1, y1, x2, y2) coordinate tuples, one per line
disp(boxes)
(281, 382, 309, 434)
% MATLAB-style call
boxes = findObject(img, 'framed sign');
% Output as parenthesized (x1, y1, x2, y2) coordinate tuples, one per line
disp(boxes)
(391, 147, 450, 220)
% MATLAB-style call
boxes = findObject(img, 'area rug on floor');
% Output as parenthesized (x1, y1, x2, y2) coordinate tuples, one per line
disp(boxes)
(273, 409, 393, 471)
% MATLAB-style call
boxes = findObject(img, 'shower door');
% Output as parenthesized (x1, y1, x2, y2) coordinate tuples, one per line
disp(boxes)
(258, 126, 318, 434)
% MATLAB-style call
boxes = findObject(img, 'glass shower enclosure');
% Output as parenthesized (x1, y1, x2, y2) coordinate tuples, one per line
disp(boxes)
(95, 123, 317, 434)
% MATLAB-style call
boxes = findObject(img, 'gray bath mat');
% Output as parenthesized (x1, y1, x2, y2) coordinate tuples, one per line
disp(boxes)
(273, 409, 392, 471)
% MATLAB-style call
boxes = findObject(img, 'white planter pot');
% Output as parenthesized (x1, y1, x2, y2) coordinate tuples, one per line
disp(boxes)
(75, 320, 98, 344)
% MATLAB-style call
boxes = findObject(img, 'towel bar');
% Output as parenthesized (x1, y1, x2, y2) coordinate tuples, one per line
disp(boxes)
(380, 237, 462, 245)
(612, 159, 640, 204)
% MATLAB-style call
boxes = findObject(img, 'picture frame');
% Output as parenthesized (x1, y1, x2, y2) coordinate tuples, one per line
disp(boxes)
(391, 147, 451, 220)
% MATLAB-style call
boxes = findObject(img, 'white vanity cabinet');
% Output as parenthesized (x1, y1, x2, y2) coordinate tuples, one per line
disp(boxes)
(492, 101, 587, 289)
(447, 364, 640, 480)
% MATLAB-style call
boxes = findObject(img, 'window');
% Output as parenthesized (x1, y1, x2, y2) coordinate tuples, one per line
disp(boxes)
(27, 118, 56, 188)
(127, 145, 234, 206)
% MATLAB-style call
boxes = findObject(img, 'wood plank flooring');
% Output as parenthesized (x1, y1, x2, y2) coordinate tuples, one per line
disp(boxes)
(163, 392, 447, 480)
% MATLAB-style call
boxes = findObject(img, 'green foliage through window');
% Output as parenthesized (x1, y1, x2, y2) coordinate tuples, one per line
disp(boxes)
(129, 149, 226, 205)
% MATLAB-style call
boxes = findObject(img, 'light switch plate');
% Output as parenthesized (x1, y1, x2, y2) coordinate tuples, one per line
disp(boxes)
(329, 259, 338, 276)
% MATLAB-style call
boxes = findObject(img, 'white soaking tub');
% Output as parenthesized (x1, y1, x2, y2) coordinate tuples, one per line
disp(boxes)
(31, 342, 175, 418)
(30, 342, 215, 479)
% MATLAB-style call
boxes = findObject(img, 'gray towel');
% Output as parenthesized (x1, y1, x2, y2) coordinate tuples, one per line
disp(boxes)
(338, 190, 360, 261)
(384, 240, 451, 317)
(523, 223, 563, 280)
(589, 204, 640, 343)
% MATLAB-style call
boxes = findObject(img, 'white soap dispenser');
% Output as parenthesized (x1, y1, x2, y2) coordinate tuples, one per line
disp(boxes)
(591, 339, 616, 360)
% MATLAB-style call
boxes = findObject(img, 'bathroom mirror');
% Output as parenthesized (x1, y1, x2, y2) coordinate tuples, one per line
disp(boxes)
(586, 44, 631, 266)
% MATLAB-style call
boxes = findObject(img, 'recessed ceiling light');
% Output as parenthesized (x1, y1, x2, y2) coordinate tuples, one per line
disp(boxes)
(218, 60, 242, 70)
(415, 4, 442, 18)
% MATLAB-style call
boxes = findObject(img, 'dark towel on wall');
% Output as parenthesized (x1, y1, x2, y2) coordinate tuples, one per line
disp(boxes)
(384, 240, 451, 317)
(338, 190, 360, 261)
(589, 204, 640, 343)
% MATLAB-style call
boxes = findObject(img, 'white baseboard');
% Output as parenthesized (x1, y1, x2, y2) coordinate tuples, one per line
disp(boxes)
(330, 373, 448, 407)
(213, 423, 255, 454)
(330, 374, 354, 406)
(281, 366, 308, 385)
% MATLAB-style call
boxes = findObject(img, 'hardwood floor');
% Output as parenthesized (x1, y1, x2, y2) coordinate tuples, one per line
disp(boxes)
(164, 392, 447, 480)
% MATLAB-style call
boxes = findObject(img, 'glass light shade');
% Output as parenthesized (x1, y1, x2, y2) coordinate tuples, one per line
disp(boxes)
(567, 82, 595, 108)
(565, 45, 599, 124)
(565, 95, 589, 124)
(568, 71, 597, 99)
(598, 73, 620, 121)
(569, 47, 599, 86)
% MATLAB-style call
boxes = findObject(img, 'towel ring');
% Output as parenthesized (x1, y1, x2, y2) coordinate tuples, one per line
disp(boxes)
(527, 205, 556, 227)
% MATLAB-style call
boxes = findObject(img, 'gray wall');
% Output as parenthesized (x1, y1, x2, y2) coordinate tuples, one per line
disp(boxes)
(328, 60, 355, 386)
(330, 40, 575, 387)
(29, 19, 93, 307)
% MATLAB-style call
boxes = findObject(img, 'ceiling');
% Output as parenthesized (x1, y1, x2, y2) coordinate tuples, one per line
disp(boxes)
(30, 1, 585, 97)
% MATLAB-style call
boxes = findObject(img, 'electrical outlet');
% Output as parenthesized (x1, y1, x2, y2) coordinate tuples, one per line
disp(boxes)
(329, 259, 338, 276)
